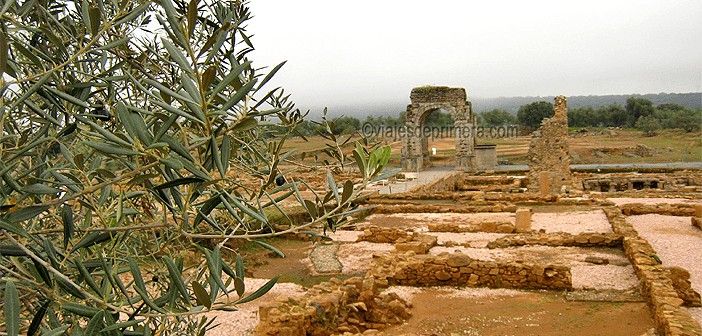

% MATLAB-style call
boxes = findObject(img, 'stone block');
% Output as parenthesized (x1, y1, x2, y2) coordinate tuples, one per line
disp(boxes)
(693, 217, 702, 230)
(695, 204, 702, 218)
(515, 208, 531, 233)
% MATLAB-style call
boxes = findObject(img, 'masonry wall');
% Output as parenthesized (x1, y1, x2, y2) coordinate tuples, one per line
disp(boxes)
(255, 276, 411, 335)
(526, 96, 572, 193)
(370, 252, 572, 290)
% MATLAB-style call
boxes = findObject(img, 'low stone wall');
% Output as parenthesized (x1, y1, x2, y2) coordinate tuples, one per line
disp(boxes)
(620, 203, 697, 217)
(666, 266, 702, 307)
(255, 276, 411, 336)
(357, 226, 438, 254)
(394, 234, 438, 254)
(604, 207, 702, 335)
(357, 226, 412, 243)
(486, 232, 623, 249)
(428, 221, 515, 234)
(369, 252, 571, 290)
(370, 203, 518, 214)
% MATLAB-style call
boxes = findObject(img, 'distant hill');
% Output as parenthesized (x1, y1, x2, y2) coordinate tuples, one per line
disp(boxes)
(321, 92, 701, 118)
(472, 92, 702, 114)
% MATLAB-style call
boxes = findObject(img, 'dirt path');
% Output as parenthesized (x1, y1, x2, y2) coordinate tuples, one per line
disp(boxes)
(382, 288, 654, 336)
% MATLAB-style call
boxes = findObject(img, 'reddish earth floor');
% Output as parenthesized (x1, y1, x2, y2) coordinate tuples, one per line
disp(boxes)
(384, 289, 654, 336)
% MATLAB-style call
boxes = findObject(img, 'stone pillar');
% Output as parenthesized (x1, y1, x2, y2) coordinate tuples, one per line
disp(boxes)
(526, 96, 572, 193)
(515, 208, 532, 233)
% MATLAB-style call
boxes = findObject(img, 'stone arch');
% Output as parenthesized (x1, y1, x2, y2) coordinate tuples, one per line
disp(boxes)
(401, 86, 476, 171)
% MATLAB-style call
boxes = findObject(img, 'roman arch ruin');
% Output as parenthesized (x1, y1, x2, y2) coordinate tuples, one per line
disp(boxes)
(401, 86, 477, 171)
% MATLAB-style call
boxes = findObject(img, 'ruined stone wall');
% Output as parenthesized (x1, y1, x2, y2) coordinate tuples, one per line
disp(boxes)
(428, 221, 516, 234)
(573, 171, 702, 193)
(526, 96, 572, 194)
(255, 276, 411, 336)
(356, 226, 413, 243)
(604, 207, 702, 335)
(370, 203, 518, 214)
(369, 252, 572, 290)
(486, 232, 623, 248)
(620, 203, 698, 217)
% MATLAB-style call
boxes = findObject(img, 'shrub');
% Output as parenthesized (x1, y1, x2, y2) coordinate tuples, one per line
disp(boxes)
(635, 115, 662, 136)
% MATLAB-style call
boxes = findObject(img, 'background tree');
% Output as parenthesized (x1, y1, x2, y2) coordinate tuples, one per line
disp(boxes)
(625, 97, 655, 126)
(601, 104, 629, 127)
(480, 109, 516, 127)
(331, 116, 361, 134)
(423, 110, 454, 128)
(635, 115, 662, 136)
(0, 1, 390, 334)
(517, 101, 553, 130)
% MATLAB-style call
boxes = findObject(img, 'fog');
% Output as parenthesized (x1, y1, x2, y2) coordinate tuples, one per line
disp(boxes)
(248, 0, 702, 116)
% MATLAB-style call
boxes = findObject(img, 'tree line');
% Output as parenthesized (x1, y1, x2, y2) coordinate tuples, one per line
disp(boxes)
(297, 97, 701, 136)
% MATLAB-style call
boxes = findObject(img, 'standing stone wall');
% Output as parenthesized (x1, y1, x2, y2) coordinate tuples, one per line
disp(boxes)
(369, 252, 572, 290)
(401, 86, 476, 172)
(526, 96, 572, 193)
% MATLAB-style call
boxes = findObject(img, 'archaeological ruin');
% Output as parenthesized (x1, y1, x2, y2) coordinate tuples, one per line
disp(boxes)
(527, 95, 573, 194)
(401, 86, 478, 172)
(206, 93, 701, 336)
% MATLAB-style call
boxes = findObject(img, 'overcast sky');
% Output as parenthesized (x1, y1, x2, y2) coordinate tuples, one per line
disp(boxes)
(248, 0, 702, 113)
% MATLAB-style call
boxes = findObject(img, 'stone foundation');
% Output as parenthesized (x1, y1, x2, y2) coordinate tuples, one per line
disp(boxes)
(394, 234, 438, 254)
(369, 252, 571, 290)
(356, 226, 438, 254)
(620, 203, 697, 217)
(357, 226, 412, 243)
(666, 266, 702, 307)
(604, 207, 702, 335)
(487, 232, 623, 249)
(370, 203, 518, 214)
(255, 276, 411, 336)
(428, 221, 515, 234)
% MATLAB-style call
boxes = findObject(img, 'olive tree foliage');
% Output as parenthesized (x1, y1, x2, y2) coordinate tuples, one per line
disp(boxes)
(0, 0, 390, 335)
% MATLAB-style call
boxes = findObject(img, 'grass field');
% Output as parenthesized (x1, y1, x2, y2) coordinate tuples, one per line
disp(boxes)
(284, 128, 702, 167)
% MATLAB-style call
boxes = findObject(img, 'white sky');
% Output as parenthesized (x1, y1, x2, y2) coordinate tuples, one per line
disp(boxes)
(248, 0, 702, 112)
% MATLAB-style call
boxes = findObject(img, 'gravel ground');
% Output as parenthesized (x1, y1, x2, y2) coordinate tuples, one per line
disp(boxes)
(360, 212, 516, 231)
(206, 279, 306, 336)
(382, 286, 524, 302)
(505, 246, 631, 266)
(628, 214, 702, 325)
(429, 246, 508, 261)
(430, 246, 630, 267)
(532, 210, 612, 234)
(571, 265, 640, 290)
(607, 197, 701, 206)
(336, 241, 395, 274)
